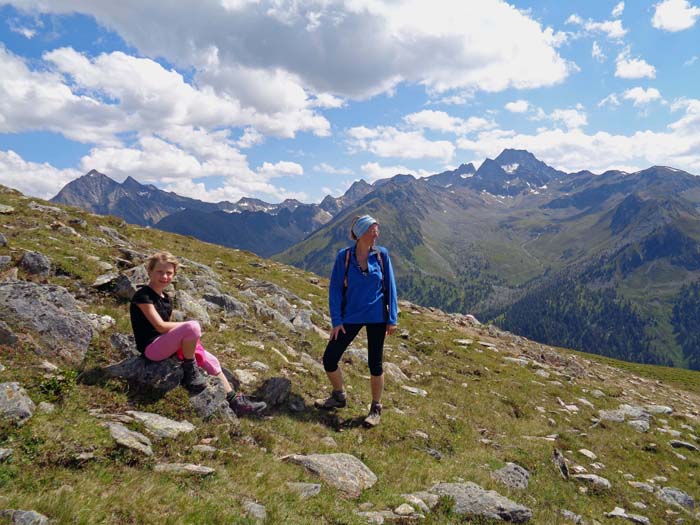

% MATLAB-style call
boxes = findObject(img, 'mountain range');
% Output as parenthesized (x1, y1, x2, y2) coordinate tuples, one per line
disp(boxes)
(51, 150, 700, 369)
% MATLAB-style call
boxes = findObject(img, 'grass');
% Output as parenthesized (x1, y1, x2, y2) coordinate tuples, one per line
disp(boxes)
(1, 187, 700, 524)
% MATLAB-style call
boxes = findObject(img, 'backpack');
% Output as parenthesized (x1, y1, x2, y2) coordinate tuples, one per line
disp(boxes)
(341, 246, 387, 320)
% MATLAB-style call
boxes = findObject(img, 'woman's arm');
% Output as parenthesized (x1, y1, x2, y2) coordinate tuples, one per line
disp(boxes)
(328, 249, 347, 328)
(136, 303, 181, 334)
(383, 248, 399, 326)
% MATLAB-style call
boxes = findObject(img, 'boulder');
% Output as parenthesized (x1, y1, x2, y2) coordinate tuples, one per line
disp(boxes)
(492, 462, 530, 490)
(253, 300, 295, 331)
(283, 453, 378, 498)
(255, 377, 292, 407)
(0, 205, 15, 214)
(92, 273, 138, 300)
(383, 362, 409, 383)
(572, 474, 611, 489)
(0, 509, 50, 525)
(429, 482, 532, 523)
(202, 292, 249, 316)
(657, 487, 695, 509)
(28, 201, 64, 214)
(175, 290, 210, 326)
(105, 422, 153, 456)
(243, 501, 267, 523)
(0, 383, 35, 426)
(0, 319, 18, 346)
(109, 333, 139, 357)
(19, 251, 51, 277)
(125, 411, 195, 439)
(0, 282, 95, 365)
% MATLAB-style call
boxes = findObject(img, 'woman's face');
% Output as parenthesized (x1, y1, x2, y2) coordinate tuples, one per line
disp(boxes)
(360, 223, 379, 245)
(149, 261, 176, 288)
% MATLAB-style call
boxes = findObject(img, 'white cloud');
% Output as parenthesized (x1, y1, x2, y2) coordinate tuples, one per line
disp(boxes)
(615, 48, 656, 79)
(592, 41, 606, 62)
(347, 126, 455, 161)
(0, 149, 81, 199)
(598, 93, 621, 107)
(550, 108, 588, 130)
(7, 0, 571, 98)
(505, 100, 529, 113)
(652, 0, 700, 31)
(403, 110, 494, 134)
(360, 162, 432, 183)
(566, 13, 627, 39)
(237, 128, 264, 149)
(257, 160, 304, 179)
(623, 87, 662, 106)
(612, 2, 625, 17)
(314, 163, 353, 175)
(685, 56, 699, 66)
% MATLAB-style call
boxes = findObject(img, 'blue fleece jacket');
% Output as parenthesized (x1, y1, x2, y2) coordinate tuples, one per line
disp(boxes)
(329, 245, 398, 327)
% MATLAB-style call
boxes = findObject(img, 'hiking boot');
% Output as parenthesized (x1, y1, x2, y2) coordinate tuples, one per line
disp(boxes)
(181, 359, 207, 394)
(227, 392, 267, 416)
(363, 401, 382, 427)
(314, 390, 347, 410)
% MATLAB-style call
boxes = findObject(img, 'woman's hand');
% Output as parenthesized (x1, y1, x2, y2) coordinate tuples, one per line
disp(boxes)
(330, 324, 346, 340)
(386, 324, 397, 336)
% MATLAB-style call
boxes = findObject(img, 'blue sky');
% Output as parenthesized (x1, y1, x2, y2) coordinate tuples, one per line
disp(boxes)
(0, 0, 698, 203)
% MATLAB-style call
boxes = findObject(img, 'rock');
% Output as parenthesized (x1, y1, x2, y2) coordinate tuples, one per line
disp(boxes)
(202, 292, 249, 317)
(255, 377, 291, 407)
(0, 281, 95, 365)
(453, 339, 473, 346)
(154, 463, 215, 476)
(321, 437, 338, 448)
(0, 448, 13, 461)
(383, 362, 409, 383)
(0, 319, 18, 346)
(28, 201, 64, 214)
(287, 482, 321, 499)
(291, 309, 316, 331)
(253, 300, 295, 331)
(283, 453, 378, 498)
(19, 251, 51, 276)
(96, 261, 113, 271)
(175, 291, 211, 325)
(105, 422, 153, 456)
(560, 509, 583, 523)
(37, 402, 55, 414)
(0, 204, 15, 214)
(646, 405, 673, 415)
(504, 357, 529, 366)
(492, 462, 530, 490)
(233, 369, 257, 386)
(403, 492, 439, 511)
(0, 233, 7, 247)
(429, 482, 532, 522)
(0, 509, 50, 524)
(0, 383, 35, 426)
(401, 386, 427, 397)
(657, 487, 695, 509)
(87, 313, 116, 333)
(243, 500, 267, 522)
(109, 333, 139, 357)
(125, 411, 195, 439)
(605, 507, 651, 525)
(670, 440, 699, 452)
(192, 445, 218, 455)
(628, 420, 650, 433)
(394, 504, 415, 516)
(0, 255, 11, 270)
(250, 361, 269, 371)
(345, 347, 369, 364)
(572, 474, 611, 489)
(578, 449, 597, 460)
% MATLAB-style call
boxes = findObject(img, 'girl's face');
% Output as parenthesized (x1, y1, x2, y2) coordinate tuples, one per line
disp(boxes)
(148, 261, 176, 289)
(361, 223, 379, 245)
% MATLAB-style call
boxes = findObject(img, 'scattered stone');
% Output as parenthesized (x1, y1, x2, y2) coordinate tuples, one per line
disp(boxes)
(243, 500, 267, 522)
(19, 251, 51, 276)
(192, 445, 218, 455)
(233, 369, 257, 386)
(492, 462, 530, 490)
(0, 255, 11, 271)
(345, 347, 369, 364)
(577, 397, 595, 409)
(646, 405, 673, 415)
(0, 319, 18, 346)
(504, 357, 529, 366)
(154, 463, 215, 476)
(670, 440, 699, 452)
(401, 386, 427, 397)
(578, 449, 597, 460)
(413, 431, 429, 440)
(591, 389, 605, 398)
(37, 401, 55, 414)
(250, 361, 269, 371)
(0, 509, 50, 524)
(657, 487, 695, 509)
(394, 503, 415, 516)
(560, 509, 583, 523)
(105, 422, 153, 456)
(109, 333, 139, 357)
(535, 369, 550, 379)
(287, 482, 321, 499)
(605, 506, 650, 525)
(0, 448, 13, 461)
(0, 233, 7, 247)
(628, 420, 650, 433)
(125, 411, 195, 439)
(429, 482, 532, 523)
(28, 201, 64, 214)
(453, 339, 473, 346)
(87, 313, 116, 333)
(0, 204, 15, 214)
(383, 362, 409, 383)
(403, 492, 439, 511)
(321, 437, 338, 448)
(175, 291, 210, 325)
(283, 453, 377, 498)
(202, 292, 249, 317)
(0, 383, 35, 426)
(572, 474, 611, 490)
(96, 261, 114, 272)
(0, 281, 95, 365)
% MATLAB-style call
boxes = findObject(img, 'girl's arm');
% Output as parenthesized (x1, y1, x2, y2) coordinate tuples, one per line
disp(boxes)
(136, 303, 181, 334)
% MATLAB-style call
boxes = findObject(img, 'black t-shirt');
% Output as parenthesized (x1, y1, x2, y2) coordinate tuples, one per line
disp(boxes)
(130, 285, 173, 353)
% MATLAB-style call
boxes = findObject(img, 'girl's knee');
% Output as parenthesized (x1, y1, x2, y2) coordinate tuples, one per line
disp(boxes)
(183, 321, 202, 339)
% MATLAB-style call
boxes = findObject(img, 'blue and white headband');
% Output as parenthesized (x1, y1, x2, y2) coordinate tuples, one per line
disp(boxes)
(352, 215, 377, 238)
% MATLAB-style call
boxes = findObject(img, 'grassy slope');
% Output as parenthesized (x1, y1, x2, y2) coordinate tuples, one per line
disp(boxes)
(1, 187, 699, 524)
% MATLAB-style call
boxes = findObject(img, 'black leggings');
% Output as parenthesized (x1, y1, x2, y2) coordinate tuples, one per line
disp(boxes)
(322, 323, 386, 377)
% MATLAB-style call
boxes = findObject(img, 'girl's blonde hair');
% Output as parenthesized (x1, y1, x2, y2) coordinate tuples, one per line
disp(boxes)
(146, 251, 179, 273)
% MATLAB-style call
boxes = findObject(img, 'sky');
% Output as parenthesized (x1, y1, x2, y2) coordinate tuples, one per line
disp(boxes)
(0, 0, 699, 204)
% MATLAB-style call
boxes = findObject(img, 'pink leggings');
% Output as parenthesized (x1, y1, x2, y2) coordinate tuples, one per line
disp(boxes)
(144, 321, 222, 376)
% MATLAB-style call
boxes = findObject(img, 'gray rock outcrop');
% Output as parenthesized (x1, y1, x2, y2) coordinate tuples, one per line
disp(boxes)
(492, 462, 530, 490)
(429, 482, 532, 522)
(19, 251, 51, 277)
(105, 422, 153, 456)
(0, 383, 35, 426)
(0, 509, 50, 525)
(657, 487, 695, 509)
(0, 281, 94, 365)
(125, 410, 195, 439)
(202, 292, 249, 316)
(154, 463, 215, 476)
(283, 453, 378, 498)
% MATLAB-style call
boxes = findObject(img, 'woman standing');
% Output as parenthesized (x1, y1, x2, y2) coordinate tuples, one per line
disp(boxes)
(315, 214, 398, 427)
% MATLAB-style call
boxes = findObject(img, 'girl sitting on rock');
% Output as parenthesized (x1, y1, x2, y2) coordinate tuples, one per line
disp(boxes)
(129, 251, 266, 416)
